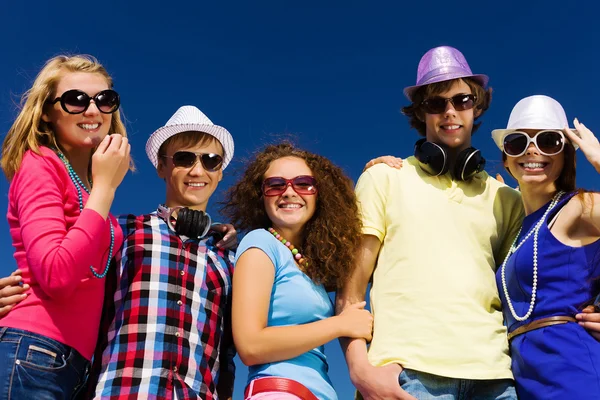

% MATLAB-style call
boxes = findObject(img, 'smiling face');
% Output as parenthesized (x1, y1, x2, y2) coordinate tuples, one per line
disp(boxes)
(504, 129, 564, 191)
(423, 79, 481, 152)
(158, 136, 224, 211)
(42, 72, 113, 153)
(263, 156, 317, 237)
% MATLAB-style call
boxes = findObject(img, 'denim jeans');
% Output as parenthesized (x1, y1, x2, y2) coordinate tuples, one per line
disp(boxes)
(399, 368, 517, 400)
(0, 327, 89, 400)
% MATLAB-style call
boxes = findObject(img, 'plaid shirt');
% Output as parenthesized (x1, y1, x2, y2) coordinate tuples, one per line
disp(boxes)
(90, 210, 235, 400)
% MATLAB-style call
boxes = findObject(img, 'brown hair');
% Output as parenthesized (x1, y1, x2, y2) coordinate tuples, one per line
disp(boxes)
(1, 55, 128, 180)
(157, 131, 224, 166)
(221, 142, 362, 290)
(401, 78, 492, 136)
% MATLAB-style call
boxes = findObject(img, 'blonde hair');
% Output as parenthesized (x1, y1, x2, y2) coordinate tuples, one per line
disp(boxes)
(1, 55, 128, 180)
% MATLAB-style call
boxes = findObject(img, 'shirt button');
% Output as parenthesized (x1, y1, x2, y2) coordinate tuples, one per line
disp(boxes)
(173, 366, 178, 373)
(177, 300, 183, 306)
(175, 332, 180, 337)
(180, 270, 185, 276)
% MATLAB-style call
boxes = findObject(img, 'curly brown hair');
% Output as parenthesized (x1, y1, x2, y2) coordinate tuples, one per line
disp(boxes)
(401, 77, 493, 136)
(221, 142, 362, 290)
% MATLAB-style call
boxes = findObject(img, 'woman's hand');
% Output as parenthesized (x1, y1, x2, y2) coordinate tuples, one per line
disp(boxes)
(577, 305, 600, 341)
(211, 223, 238, 249)
(336, 301, 373, 341)
(565, 119, 600, 173)
(91, 134, 131, 191)
(0, 270, 29, 317)
(363, 156, 403, 172)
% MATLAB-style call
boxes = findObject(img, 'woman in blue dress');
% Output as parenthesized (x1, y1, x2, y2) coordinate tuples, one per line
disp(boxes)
(492, 95, 600, 399)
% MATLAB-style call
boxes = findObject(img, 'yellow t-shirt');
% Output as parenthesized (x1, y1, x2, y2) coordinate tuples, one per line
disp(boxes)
(355, 157, 523, 380)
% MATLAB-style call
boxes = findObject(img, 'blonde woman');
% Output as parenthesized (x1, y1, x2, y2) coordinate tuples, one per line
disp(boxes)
(0, 55, 130, 398)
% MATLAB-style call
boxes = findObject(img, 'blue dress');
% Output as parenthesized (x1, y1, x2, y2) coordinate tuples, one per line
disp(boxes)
(496, 192, 600, 400)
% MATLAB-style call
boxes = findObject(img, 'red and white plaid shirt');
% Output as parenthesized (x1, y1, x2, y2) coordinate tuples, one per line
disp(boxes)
(90, 211, 235, 399)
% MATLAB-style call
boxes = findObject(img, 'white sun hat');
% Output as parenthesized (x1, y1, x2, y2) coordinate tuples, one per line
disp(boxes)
(145, 105, 235, 169)
(492, 95, 578, 151)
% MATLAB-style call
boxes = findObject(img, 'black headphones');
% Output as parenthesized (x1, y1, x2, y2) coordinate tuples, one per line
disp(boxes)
(414, 139, 486, 181)
(157, 205, 212, 238)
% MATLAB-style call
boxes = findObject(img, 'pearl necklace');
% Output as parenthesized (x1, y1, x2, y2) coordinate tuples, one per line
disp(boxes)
(57, 152, 114, 278)
(500, 191, 564, 321)
(268, 227, 308, 267)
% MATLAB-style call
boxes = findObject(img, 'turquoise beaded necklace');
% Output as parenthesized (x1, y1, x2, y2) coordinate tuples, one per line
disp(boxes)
(57, 151, 114, 278)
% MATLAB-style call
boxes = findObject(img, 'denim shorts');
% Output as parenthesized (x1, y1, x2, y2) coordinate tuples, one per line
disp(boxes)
(399, 368, 517, 400)
(0, 327, 90, 400)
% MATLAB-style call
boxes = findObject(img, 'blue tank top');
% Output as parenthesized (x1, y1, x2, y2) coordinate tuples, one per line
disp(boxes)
(496, 191, 600, 399)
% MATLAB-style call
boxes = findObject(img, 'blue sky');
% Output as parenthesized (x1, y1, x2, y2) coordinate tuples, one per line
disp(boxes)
(1, 1, 600, 398)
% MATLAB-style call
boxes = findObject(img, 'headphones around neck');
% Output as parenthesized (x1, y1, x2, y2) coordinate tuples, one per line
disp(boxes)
(157, 205, 212, 238)
(413, 138, 486, 181)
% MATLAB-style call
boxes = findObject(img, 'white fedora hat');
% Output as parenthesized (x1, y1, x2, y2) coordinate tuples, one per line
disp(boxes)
(492, 95, 578, 151)
(145, 105, 235, 169)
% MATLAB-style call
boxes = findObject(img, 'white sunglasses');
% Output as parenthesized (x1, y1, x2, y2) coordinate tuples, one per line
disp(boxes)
(502, 130, 565, 157)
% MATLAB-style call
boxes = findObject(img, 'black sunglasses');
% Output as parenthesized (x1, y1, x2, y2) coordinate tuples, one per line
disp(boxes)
(503, 130, 565, 157)
(48, 89, 120, 114)
(162, 151, 223, 171)
(420, 94, 476, 114)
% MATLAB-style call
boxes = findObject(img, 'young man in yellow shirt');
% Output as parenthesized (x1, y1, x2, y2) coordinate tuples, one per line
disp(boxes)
(337, 46, 522, 400)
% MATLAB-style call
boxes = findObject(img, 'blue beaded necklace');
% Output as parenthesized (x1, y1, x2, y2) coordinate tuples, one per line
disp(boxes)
(57, 151, 114, 278)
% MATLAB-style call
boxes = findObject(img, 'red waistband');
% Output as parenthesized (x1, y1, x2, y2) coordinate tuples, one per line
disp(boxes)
(244, 377, 319, 400)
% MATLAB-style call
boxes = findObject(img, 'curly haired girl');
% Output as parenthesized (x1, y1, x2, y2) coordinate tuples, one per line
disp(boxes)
(222, 142, 372, 399)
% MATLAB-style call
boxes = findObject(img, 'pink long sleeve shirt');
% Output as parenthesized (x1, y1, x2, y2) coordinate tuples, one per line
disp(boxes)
(2, 146, 124, 360)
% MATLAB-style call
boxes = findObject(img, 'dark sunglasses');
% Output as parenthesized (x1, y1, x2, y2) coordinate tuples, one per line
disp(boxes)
(503, 130, 565, 157)
(162, 151, 223, 171)
(420, 94, 476, 114)
(262, 175, 318, 196)
(48, 89, 120, 114)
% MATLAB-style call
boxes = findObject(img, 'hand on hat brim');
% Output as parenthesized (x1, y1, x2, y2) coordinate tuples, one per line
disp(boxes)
(568, 119, 600, 173)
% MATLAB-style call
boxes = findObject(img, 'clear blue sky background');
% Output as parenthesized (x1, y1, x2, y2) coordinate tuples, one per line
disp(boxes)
(1, 1, 600, 398)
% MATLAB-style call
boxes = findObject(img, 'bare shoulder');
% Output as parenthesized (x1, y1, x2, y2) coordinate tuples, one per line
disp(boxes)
(582, 191, 600, 205)
(566, 191, 600, 214)
(566, 191, 600, 235)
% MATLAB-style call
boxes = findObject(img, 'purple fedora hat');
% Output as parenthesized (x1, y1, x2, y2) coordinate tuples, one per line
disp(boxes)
(403, 46, 489, 100)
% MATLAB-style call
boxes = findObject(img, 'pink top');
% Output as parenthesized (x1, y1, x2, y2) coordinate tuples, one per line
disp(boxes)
(2, 146, 124, 360)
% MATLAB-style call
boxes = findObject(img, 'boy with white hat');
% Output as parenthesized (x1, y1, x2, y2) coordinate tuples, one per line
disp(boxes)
(91, 105, 236, 399)
(337, 46, 523, 399)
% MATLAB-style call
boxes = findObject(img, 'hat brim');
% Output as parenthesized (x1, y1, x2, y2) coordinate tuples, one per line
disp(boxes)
(145, 123, 235, 168)
(403, 73, 489, 101)
(491, 128, 580, 151)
